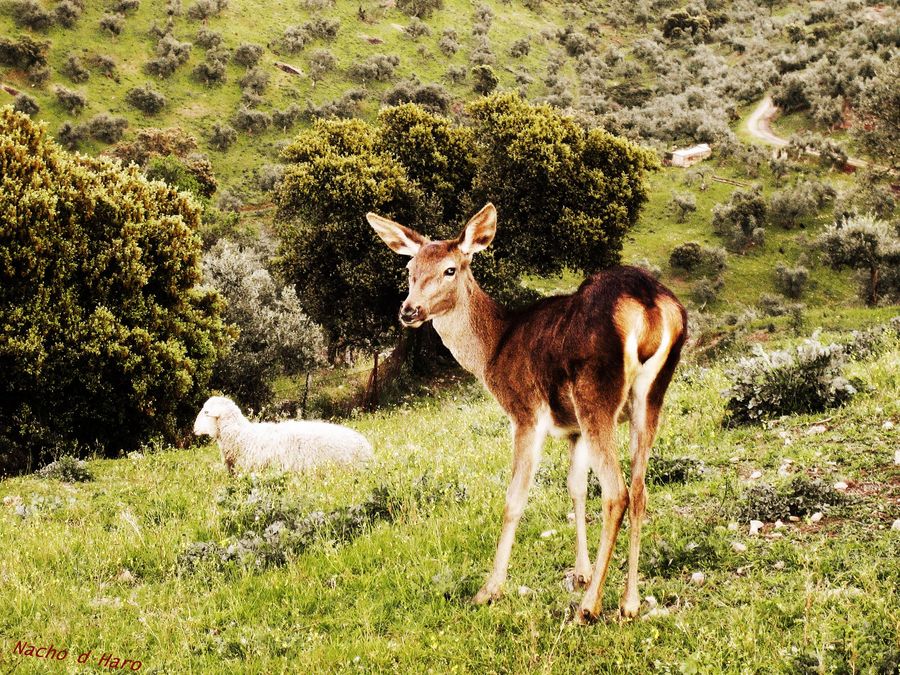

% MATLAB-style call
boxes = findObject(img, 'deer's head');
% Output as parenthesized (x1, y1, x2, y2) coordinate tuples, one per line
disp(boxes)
(367, 203, 497, 327)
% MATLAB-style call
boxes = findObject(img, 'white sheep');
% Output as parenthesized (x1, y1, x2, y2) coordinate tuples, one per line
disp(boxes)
(193, 396, 374, 474)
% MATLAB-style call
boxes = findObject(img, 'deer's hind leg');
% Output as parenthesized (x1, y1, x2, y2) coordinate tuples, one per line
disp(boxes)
(567, 433, 592, 588)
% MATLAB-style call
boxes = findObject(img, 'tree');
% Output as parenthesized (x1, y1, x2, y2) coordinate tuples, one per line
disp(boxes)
(712, 187, 767, 251)
(818, 214, 900, 305)
(853, 57, 899, 171)
(0, 107, 229, 474)
(671, 192, 697, 222)
(471, 64, 498, 94)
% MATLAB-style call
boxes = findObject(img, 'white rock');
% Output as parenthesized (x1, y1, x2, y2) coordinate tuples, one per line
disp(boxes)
(806, 424, 827, 436)
(773, 560, 786, 570)
(732, 541, 748, 553)
(834, 481, 848, 491)
(644, 595, 658, 609)
(810, 511, 824, 523)
(728, 522, 739, 531)
(566, 512, 575, 522)
(774, 520, 785, 529)
(788, 516, 800, 522)
(540, 529, 557, 539)
(641, 607, 671, 621)
(891, 519, 900, 532)
(691, 571, 706, 586)
(750, 470, 763, 480)
(729, 456, 740, 463)
(749, 520, 764, 536)
(883, 420, 895, 430)
(518, 585, 533, 597)
(894, 450, 900, 466)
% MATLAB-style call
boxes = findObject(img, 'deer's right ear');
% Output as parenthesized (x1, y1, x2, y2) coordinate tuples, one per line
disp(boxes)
(367, 213, 427, 257)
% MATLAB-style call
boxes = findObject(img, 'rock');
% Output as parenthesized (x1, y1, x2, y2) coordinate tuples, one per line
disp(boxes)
(731, 541, 748, 553)
(728, 522, 739, 531)
(774, 520, 785, 529)
(891, 519, 900, 532)
(774, 560, 786, 570)
(749, 520, 764, 536)
(117, 569, 135, 584)
(788, 516, 800, 522)
(883, 420, 895, 430)
(894, 449, 900, 466)
(641, 607, 670, 621)
(810, 511, 824, 523)
(806, 424, 827, 436)
(833, 481, 848, 491)
(750, 470, 763, 480)
(644, 595, 658, 609)
(540, 529, 557, 539)
(518, 585, 533, 597)
(566, 512, 575, 522)
(691, 571, 706, 586)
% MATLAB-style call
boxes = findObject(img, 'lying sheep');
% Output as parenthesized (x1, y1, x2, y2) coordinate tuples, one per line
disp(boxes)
(193, 396, 373, 474)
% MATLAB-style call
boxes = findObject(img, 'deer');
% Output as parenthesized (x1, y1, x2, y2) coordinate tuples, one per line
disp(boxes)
(367, 203, 687, 623)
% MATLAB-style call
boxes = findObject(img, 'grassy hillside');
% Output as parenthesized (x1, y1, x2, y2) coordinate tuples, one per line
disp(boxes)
(1, 326, 897, 672)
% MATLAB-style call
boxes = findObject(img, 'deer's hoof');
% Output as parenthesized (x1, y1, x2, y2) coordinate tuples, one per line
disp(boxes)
(563, 568, 592, 592)
(473, 584, 502, 605)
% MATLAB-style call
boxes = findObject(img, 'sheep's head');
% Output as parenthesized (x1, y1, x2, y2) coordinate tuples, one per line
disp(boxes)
(193, 396, 242, 438)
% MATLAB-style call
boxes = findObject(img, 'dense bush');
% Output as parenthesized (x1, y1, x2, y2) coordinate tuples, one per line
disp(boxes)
(239, 67, 269, 94)
(446, 65, 466, 83)
(12, 93, 39, 116)
(37, 456, 93, 483)
(0, 36, 49, 81)
(405, 17, 430, 40)
(272, 104, 302, 131)
(193, 55, 227, 86)
(308, 49, 336, 82)
(349, 54, 399, 82)
(692, 276, 724, 306)
(439, 29, 460, 56)
(234, 43, 263, 67)
(12, 0, 53, 31)
(305, 90, 366, 120)
(774, 263, 809, 299)
(209, 122, 237, 150)
(723, 335, 858, 427)
(397, 0, 443, 18)
(91, 54, 118, 80)
(85, 113, 128, 143)
(509, 37, 530, 58)
(304, 17, 339, 41)
(669, 242, 703, 271)
(62, 54, 90, 83)
(671, 192, 697, 223)
(232, 106, 272, 134)
(54, 0, 83, 28)
(280, 25, 309, 53)
(99, 13, 125, 35)
(818, 214, 900, 305)
(202, 241, 325, 409)
(0, 108, 228, 475)
(126, 85, 167, 114)
(146, 34, 193, 78)
(712, 187, 767, 251)
(853, 57, 899, 171)
(739, 477, 845, 522)
(471, 64, 498, 94)
(383, 80, 451, 115)
(54, 86, 87, 115)
(196, 28, 222, 49)
(187, 0, 227, 21)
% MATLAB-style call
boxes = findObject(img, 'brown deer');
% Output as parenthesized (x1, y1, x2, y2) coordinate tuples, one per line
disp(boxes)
(368, 203, 687, 623)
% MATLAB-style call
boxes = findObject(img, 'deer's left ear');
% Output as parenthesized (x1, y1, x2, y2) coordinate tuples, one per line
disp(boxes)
(458, 203, 497, 256)
(367, 213, 428, 257)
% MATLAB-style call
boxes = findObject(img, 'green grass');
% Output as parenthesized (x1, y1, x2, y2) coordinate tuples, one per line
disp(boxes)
(2, 329, 898, 672)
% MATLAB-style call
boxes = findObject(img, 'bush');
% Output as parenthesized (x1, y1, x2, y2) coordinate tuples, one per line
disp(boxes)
(85, 113, 128, 143)
(397, 0, 443, 18)
(671, 192, 697, 223)
(446, 65, 466, 83)
(272, 104, 302, 131)
(239, 67, 269, 94)
(37, 456, 93, 482)
(818, 214, 900, 305)
(12, 93, 39, 116)
(280, 25, 309, 53)
(187, 0, 227, 21)
(692, 276, 724, 306)
(126, 85, 167, 114)
(99, 13, 125, 35)
(62, 54, 90, 83)
(774, 263, 809, 299)
(91, 54, 118, 80)
(405, 17, 430, 40)
(112, 0, 140, 12)
(12, 0, 53, 31)
(146, 34, 192, 78)
(349, 54, 399, 82)
(232, 106, 272, 134)
(439, 29, 459, 56)
(54, 86, 87, 115)
(471, 64, 498, 94)
(304, 17, 339, 41)
(669, 242, 704, 272)
(738, 477, 844, 522)
(383, 80, 451, 115)
(0, 35, 49, 72)
(56, 121, 87, 150)
(209, 122, 237, 150)
(712, 187, 767, 252)
(234, 43, 263, 67)
(723, 334, 859, 427)
(308, 48, 335, 82)
(257, 164, 284, 192)
(202, 241, 325, 409)
(509, 37, 530, 58)
(196, 28, 222, 49)
(193, 58, 226, 86)
(54, 0, 83, 28)
(0, 108, 228, 475)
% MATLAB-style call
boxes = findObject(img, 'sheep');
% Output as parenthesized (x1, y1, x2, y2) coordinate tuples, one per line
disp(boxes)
(193, 395, 374, 473)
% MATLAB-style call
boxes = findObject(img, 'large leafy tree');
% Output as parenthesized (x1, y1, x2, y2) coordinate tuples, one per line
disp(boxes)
(274, 95, 657, 358)
(853, 57, 899, 172)
(0, 107, 230, 474)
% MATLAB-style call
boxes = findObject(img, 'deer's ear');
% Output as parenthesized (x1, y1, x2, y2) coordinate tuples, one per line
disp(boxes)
(458, 203, 496, 256)
(367, 213, 427, 257)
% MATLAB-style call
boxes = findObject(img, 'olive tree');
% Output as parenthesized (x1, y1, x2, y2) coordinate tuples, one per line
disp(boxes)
(818, 214, 900, 305)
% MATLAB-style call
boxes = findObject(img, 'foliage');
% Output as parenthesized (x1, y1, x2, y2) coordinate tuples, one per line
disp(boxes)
(209, 122, 237, 150)
(723, 334, 858, 427)
(126, 84, 167, 114)
(11, 0, 53, 31)
(853, 57, 899, 171)
(62, 54, 90, 83)
(396, 0, 443, 18)
(671, 192, 697, 223)
(768, 180, 834, 229)
(349, 54, 399, 82)
(738, 477, 845, 522)
(12, 93, 39, 116)
(439, 28, 459, 56)
(471, 64, 498, 94)
(817, 214, 900, 305)
(146, 34, 192, 78)
(308, 48, 336, 82)
(0, 107, 229, 474)
(202, 241, 325, 409)
(383, 79, 451, 115)
(187, 0, 227, 21)
(233, 42, 263, 67)
(37, 456, 93, 483)
(53, 86, 86, 115)
(774, 263, 809, 299)
(712, 187, 767, 252)
(669, 242, 703, 271)
(99, 13, 125, 35)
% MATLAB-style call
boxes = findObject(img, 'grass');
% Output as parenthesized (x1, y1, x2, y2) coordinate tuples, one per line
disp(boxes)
(2, 327, 898, 672)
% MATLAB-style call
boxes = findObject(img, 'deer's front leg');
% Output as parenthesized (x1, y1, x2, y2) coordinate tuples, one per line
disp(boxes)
(474, 422, 543, 605)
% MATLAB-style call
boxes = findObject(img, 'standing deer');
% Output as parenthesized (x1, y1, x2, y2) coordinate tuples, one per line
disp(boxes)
(368, 203, 687, 623)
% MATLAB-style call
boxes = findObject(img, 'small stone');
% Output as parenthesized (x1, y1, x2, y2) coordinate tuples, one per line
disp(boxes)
(691, 571, 706, 586)
(540, 529, 557, 539)
(749, 520, 764, 536)
(729, 456, 740, 463)
(731, 541, 748, 553)
(518, 585, 533, 597)
(117, 569, 135, 584)
(810, 511, 824, 523)
(727, 522, 739, 531)
(806, 424, 827, 436)
(788, 516, 800, 522)
(566, 512, 575, 522)
(644, 595, 658, 609)
(834, 481, 848, 491)
(641, 606, 670, 621)
(895, 450, 900, 466)
(891, 519, 900, 532)
(774, 520, 785, 529)
(883, 420, 895, 430)
(2, 495, 22, 508)
(770, 532, 783, 539)
(774, 560, 786, 570)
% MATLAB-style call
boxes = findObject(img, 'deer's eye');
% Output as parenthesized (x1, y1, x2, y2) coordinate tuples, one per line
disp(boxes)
(444, 267, 456, 277)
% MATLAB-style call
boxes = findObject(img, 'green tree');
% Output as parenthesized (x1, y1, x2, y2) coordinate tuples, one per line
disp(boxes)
(853, 57, 899, 171)
(0, 107, 230, 474)
(818, 214, 900, 305)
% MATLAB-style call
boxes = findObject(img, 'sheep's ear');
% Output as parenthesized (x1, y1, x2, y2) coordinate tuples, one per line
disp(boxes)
(367, 213, 427, 257)
(457, 203, 496, 256)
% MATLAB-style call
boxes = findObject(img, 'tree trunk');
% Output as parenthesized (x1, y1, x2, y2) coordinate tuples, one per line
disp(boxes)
(869, 266, 880, 306)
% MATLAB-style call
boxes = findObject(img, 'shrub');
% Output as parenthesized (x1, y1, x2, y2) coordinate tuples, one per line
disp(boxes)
(509, 37, 530, 58)
(112, 0, 140, 12)
(232, 106, 272, 134)
(712, 187, 767, 251)
(209, 122, 237, 150)
(304, 17, 339, 41)
(62, 54, 90, 83)
(126, 85, 166, 114)
(631, 257, 661, 280)
(12, 93, 40, 116)
(196, 28, 222, 49)
(272, 104, 302, 131)
(202, 241, 325, 409)
(233, 43, 263, 67)
(304, 90, 366, 120)
(692, 276, 724, 306)
(37, 456, 93, 482)
(217, 189, 242, 213)
(146, 34, 192, 78)
(470, 36, 494, 66)
(774, 263, 809, 299)
(54, 0, 83, 28)
(446, 65, 466, 83)
(670, 242, 704, 271)
(671, 192, 697, 222)
(280, 25, 309, 53)
(383, 80, 451, 115)
(349, 54, 399, 82)
(439, 29, 459, 56)
(56, 121, 87, 150)
(239, 67, 269, 94)
(405, 17, 430, 40)
(85, 113, 127, 143)
(99, 13, 125, 35)
(0, 35, 49, 72)
(91, 54, 118, 80)
(471, 64, 498, 94)
(723, 334, 858, 427)
(187, 0, 227, 21)
(12, 0, 53, 31)
(257, 164, 284, 192)
(308, 48, 336, 82)
(143, 154, 212, 199)
(54, 86, 87, 115)
(0, 109, 228, 475)
(738, 477, 844, 522)
(193, 58, 226, 86)
(396, 0, 443, 18)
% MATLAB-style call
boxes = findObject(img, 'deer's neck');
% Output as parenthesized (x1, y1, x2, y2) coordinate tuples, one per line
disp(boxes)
(432, 281, 507, 381)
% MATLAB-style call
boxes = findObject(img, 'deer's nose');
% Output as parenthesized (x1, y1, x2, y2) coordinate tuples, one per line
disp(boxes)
(399, 304, 422, 323)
